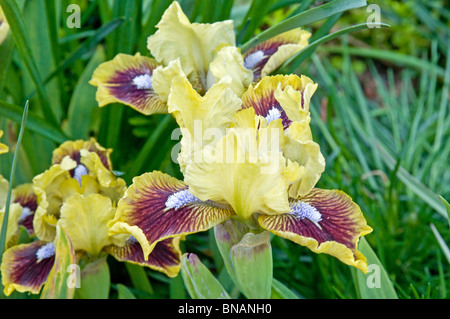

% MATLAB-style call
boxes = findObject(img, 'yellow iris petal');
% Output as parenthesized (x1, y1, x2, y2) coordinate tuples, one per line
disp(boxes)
(184, 108, 291, 220)
(59, 193, 115, 257)
(167, 74, 241, 173)
(208, 46, 254, 97)
(273, 75, 318, 122)
(147, 1, 235, 92)
(0, 203, 22, 248)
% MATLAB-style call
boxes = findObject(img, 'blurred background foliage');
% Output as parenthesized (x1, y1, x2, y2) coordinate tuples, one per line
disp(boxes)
(0, 0, 448, 299)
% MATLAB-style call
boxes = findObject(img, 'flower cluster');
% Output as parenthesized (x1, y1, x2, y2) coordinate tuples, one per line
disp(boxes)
(91, 0, 373, 277)
(0, 139, 181, 296)
(0, 0, 374, 298)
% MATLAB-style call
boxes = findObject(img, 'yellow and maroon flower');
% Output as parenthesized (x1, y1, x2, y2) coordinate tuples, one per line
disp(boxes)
(32, 138, 126, 243)
(89, 53, 166, 115)
(108, 72, 372, 273)
(242, 28, 311, 82)
(1, 192, 182, 296)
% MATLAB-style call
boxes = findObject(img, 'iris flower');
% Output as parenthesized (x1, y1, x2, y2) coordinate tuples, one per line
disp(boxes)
(89, 1, 310, 115)
(0, 6, 9, 45)
(108, 74, 373, 273)
(1, 139, 182, 296)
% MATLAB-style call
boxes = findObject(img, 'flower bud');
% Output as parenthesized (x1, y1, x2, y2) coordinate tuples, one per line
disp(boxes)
(180, 253, 230, 299)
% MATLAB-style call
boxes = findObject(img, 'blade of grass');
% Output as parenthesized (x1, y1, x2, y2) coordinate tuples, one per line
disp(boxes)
(319, 46, 447, 79)
(239, 0, 367, 53)
(430, 223, 450, 264)
(440, 196, 450, 226)
(0, 101, 28, 264)
(375, 140, 447, 218)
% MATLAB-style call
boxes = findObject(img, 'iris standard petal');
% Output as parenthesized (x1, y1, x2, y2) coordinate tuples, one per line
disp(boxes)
(284, 120, 326, 198)
(106, 237, 182, 278)
(1, 241, 55, 296)
(242, 74, 317, 129)
(59, 193, 115, 257)
(147, 1, 235, 93)
(208, 46, 254, 96)
(89, 53, 166, 115)
(167, 74, 241, 174)
(108, 171, 234, 260)
(258, 188, 373, 273)
(52, 138, 113, 171)
(184, 109, 292, 220)
(243, 28, 310, 82)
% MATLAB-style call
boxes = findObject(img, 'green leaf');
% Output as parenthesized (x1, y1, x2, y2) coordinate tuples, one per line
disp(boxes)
(270, 278, 300, 299)
(353, 238, 398, 299)
(125, 262, 154, 296)
(280, 23, 391, 72)
(66, 46, 106, 139)
(0, 0, 57, 126)
(42, 17, 124, 88)
(239, 0, 367, 52)
(117, 284, 137, 299)
(75, 257, 111, 299)
(40, 225, 76, 299)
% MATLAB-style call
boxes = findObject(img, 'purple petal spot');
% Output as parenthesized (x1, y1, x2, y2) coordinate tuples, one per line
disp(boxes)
(36, 242, 56, 261)
(132, 74, 153, 90)
(244, 50, 265, 70)
(19, 207, 32, 222)
(165, 189, 200, 210)
(290, 201, 322, 226)
(265, 107, 282, 123)
(73, 164, 89, 186)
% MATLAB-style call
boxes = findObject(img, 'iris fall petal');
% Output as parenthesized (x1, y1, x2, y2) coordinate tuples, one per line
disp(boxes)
(258, 188, 373, 273)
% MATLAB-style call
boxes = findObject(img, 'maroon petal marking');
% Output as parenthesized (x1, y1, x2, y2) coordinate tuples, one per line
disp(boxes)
(242, 75, 307, 129)
(106, 237, 181, 277)
(1, 241, 55, 295)
(13, 184, 38, 236)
